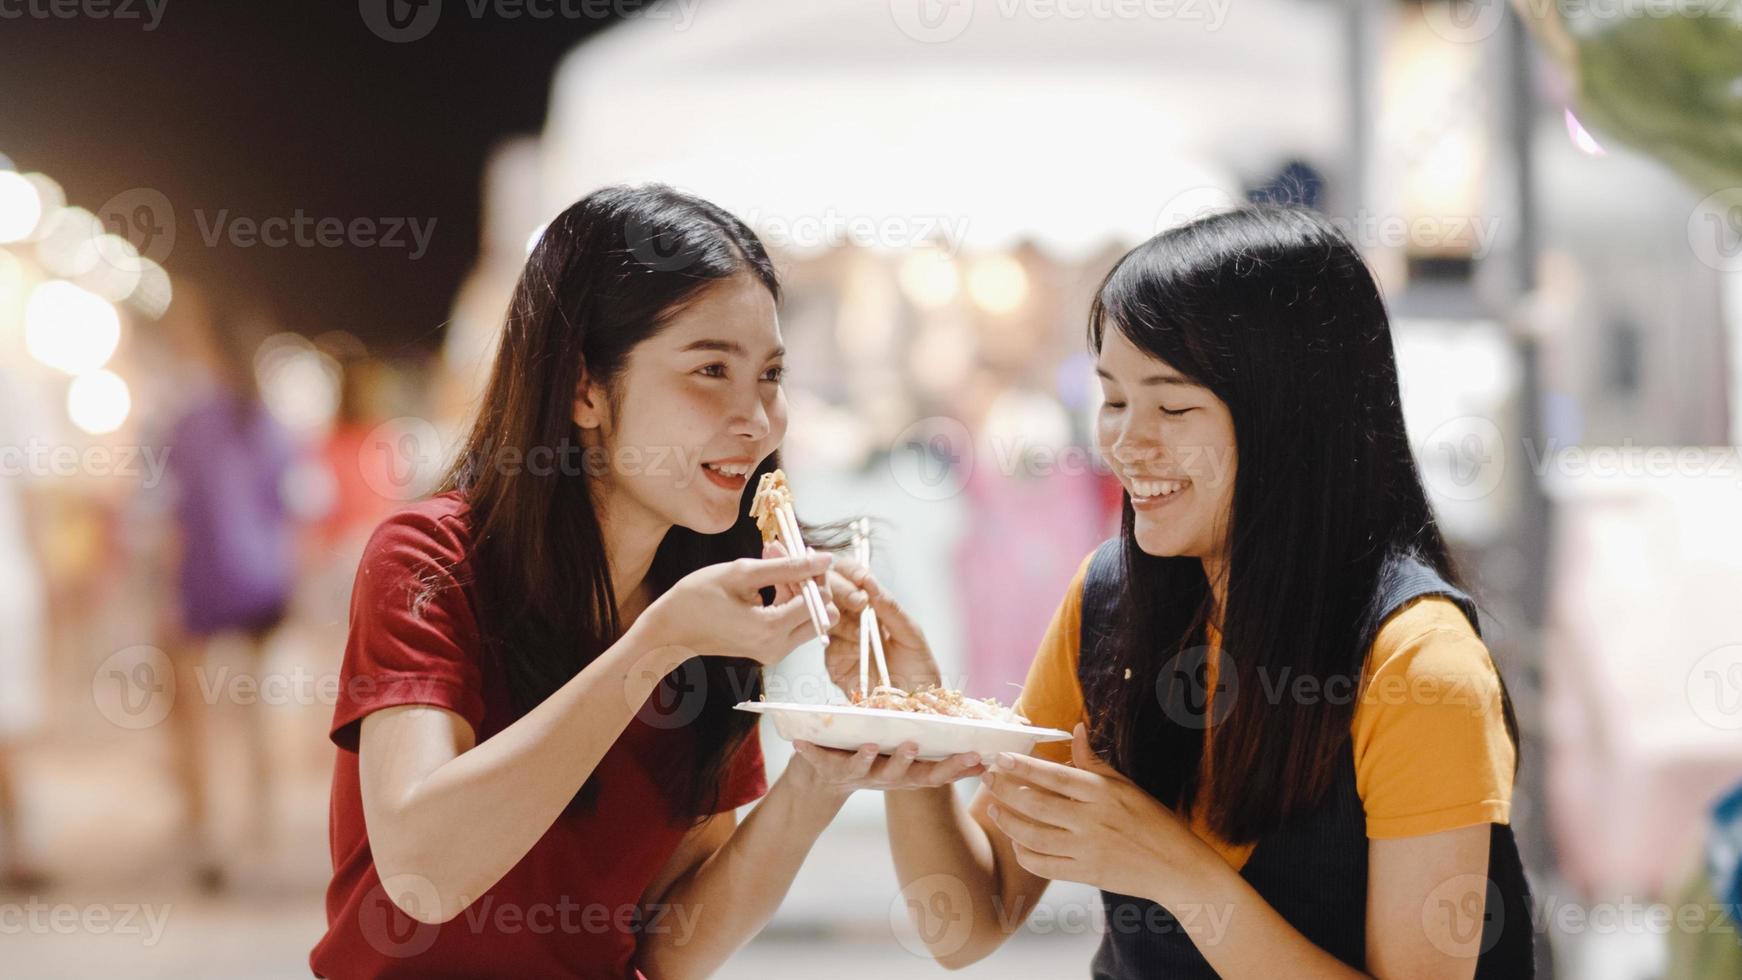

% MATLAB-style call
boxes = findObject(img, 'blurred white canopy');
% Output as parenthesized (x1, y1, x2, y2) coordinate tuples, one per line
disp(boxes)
(535, 0, 1346, 257)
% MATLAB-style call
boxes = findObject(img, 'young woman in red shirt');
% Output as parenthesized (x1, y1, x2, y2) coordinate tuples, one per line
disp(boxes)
(311, 185, 984, 979)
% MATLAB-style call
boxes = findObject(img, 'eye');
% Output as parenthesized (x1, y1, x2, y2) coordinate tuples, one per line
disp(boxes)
(761, 364, 785, 384)
(1160, 406, 1195, 417)
(1101, 400, 1127, 411)
(696, 363, 728, 379)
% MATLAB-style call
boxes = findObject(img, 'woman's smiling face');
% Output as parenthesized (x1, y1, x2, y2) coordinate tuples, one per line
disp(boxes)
(577, 273, 788, 535)
(1093, 324, 1237, 561)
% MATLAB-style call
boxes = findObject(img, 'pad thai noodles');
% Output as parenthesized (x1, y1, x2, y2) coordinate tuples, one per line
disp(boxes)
(847, 684, 1030, 726)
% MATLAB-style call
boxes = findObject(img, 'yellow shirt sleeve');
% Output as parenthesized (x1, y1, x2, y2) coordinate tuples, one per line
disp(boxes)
(1352, 597, 1516, 839)
(1012, 553, 1095, 763)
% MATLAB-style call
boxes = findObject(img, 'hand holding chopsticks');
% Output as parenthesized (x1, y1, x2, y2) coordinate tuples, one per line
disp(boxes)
(852, 518, 892, 695)
(750, 471, 831, 648)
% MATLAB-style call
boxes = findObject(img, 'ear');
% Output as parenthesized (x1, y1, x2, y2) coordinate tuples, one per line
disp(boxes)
(572, 371, 607, 431)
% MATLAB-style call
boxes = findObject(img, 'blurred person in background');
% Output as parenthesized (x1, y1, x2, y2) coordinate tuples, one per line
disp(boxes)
(807, 207, 1535, 979)
(0, 364, 52, 892)
(157, 284, 300, 891)
(315, 354, 406, 557)
(306, 352, 412, 629)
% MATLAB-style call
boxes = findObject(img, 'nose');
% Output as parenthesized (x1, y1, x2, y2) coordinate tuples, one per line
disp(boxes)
(1108, 419, 1160, 468)
(727, 386, 772, 443)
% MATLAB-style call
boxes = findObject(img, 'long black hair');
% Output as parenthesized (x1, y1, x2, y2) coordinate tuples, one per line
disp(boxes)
(438, 184, 780, 823)
(1084, 205, 1519, 844)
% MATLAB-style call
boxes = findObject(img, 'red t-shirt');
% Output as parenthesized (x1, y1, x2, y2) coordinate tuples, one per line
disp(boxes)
(310, 493, 768, 979)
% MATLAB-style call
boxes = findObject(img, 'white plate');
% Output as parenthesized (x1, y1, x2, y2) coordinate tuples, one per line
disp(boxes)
(736, 701, 1072, 761)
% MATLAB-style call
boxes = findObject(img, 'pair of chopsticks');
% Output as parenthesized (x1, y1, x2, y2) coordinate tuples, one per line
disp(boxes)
(852, 518, 891, 695)
(765, 490, 831, 648)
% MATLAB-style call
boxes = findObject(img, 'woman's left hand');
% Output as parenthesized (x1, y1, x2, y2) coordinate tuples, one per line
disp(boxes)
(787, 738, 987, 801)
(981, 723, 1222, 907)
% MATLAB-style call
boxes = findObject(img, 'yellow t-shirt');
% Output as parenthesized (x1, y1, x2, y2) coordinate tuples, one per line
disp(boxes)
(1013, 553, 1516, 870)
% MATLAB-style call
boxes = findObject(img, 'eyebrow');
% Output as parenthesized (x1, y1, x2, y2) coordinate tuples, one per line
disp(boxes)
(679, 339, 786, 360)
(1094, 367, 1196, 387)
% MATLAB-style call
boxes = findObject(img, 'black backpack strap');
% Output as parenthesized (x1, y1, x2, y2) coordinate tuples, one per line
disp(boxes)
(1477, 822, 1536, 978)
(1083, 547, 1480, 655)
(1372, 553, 1481, 638)
(1077, 538, 1125, 680)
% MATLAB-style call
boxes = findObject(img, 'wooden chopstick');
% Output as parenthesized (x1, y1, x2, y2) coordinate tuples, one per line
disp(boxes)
(853, 518, 891, 692)
(867, 613, 891, 689)
(775, 503, 830, 647)
(858, 607, 871, 697)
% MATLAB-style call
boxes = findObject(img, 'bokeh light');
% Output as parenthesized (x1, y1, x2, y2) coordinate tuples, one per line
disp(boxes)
(0, 169, 44, 243)
(24, 279, 122, 375)
(897, 248, 959, 309)
(0, 249, 27, 349)
(33, 206, 104, 278)
(256, 331, 343, 435)
(77, 233, 145, 301)
(66, 369, 132, 435)
(128, 258, 173, 318)
(20, 171, 67, 235)
(966, 253, 1028, 315)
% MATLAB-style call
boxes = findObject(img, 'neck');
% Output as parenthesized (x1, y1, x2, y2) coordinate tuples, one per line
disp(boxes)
(595, 485, 669, 623)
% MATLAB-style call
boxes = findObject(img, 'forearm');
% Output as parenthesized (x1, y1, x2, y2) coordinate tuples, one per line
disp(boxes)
(373, 624, 686, 918)
(638, 763, 849, 977)
(1168, 863, 1369, 980)
(885, 786, 1013, 967)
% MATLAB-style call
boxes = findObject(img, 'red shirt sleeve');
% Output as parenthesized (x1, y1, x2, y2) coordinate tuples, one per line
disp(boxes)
(713, 728, 769, 813)
(329, 507, 487, 752)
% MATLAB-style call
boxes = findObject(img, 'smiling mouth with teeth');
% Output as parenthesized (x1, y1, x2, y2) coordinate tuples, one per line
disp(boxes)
(1127, 476, 1189, 500)
(701, 459, 755, 490)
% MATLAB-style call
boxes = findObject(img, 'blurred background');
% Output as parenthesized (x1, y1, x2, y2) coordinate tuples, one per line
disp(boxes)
(2, 0, 1741, 976)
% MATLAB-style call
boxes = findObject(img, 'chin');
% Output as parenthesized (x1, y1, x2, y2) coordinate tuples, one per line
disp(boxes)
(698, 515, 739, 536)
(679, 500, 742, 537)
(1132, 522, 1192, 558)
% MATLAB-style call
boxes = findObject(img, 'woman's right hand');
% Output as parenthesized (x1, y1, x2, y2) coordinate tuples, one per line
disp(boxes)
(820, 559, 943, 696)
(636, 551, 839, 666)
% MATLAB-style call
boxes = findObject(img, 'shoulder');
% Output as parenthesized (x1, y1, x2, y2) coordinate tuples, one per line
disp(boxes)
(1072, 537, 1122, 602)
(341, 494, 488, 673)
(1068, 545, 1103, 599)
(354, 492, 476, 594)
(332, 492, 489, 750)
(1013, 546, 1105, 762)
(362, 492, 474, 558)
(1362, 596, 1496, 692)
(1057, 541, 1112, 628)
(1353, 596, 1516, 837)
